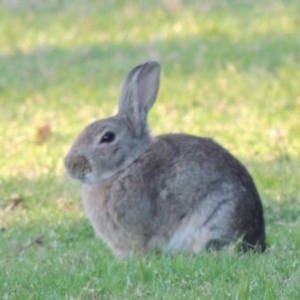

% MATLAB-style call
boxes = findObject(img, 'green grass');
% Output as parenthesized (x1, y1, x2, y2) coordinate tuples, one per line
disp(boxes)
(1, 0, 300, 299)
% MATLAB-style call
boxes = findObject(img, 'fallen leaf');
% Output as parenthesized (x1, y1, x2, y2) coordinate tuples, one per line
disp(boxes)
(5, 194, 25, 211)
(34, 123, 52, 144)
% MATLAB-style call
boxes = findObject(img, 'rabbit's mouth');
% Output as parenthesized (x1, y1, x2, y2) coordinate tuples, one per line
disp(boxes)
(71, 172, 98, 185)
(78, 174, 93, 184)
(65, 168, 89, 183)
(74, 170, 117, 185)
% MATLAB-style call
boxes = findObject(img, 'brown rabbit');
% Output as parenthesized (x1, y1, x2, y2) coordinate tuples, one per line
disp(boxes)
(64, 61, 266, 259)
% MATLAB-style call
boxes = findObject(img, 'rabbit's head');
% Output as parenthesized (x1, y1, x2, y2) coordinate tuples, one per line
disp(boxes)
(64, 61, 161, 184)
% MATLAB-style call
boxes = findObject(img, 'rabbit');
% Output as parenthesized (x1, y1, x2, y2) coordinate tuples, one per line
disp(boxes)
(64, 61, 266, 259)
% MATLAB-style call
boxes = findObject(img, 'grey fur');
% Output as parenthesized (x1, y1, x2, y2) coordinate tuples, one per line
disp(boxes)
(64, 61, 266, 259)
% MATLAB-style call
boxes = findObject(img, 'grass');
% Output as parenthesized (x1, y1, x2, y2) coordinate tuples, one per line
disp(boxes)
(0, 0, 300, 299)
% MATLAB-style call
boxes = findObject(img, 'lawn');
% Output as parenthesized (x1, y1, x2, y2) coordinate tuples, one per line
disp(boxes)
(0, 0, 300, 299)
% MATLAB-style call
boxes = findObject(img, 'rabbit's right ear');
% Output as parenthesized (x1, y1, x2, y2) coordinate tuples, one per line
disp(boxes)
(118, 61, 161, 137)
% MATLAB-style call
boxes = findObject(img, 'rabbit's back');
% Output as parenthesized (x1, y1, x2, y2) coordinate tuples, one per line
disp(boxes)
(83, 134, 265, 257)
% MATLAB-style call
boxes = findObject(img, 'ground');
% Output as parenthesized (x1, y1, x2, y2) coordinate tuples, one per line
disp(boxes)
(0, 0, 300, 299)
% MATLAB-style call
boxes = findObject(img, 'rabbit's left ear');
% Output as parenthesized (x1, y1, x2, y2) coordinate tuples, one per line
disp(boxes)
(118, 61, 161, 137)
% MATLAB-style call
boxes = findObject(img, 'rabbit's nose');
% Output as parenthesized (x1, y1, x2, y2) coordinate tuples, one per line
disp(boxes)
(64, 153, 92, 181)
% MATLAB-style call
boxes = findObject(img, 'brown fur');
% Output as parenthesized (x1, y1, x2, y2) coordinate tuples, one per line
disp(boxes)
(64, 61, 266, 259)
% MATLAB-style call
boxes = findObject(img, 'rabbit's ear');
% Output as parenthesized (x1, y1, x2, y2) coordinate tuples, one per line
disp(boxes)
(118, 61, 161, 137)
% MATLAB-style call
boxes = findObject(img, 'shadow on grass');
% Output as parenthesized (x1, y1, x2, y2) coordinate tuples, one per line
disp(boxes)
(0, 30, 298, 99)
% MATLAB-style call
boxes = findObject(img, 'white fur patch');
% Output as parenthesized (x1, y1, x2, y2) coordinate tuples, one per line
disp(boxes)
(163, 183, 237, 253)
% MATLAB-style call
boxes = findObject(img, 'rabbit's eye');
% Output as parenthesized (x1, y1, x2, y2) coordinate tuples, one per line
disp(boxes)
(100, 131, 115, 143)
